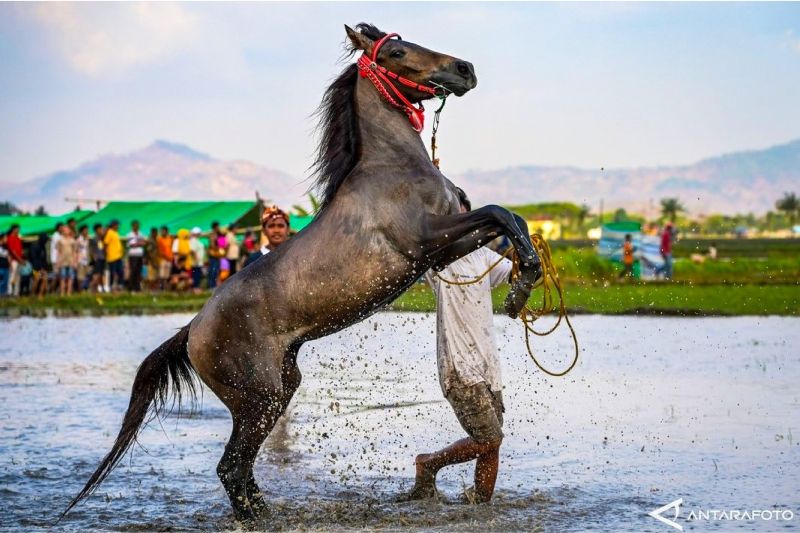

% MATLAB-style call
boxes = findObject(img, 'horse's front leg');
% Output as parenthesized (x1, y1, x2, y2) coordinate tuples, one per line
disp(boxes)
(420, 207, 542, 317)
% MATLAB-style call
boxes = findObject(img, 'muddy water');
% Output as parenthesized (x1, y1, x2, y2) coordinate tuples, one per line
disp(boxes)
(0, 313, 798, 532)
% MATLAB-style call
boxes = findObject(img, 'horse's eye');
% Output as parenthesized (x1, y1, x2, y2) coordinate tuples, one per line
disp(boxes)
(390, 50, 406, 59)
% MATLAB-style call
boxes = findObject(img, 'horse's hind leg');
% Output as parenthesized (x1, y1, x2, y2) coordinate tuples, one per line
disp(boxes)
(245, 343, 303, 512)
(216, 384, 284, 522)
(216, 343, 303, 522)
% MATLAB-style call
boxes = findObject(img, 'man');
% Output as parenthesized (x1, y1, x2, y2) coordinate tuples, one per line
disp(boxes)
(30, 233, 50, 297)
(88, 224, 106, 293)
(5, 224, 23, 296)
(76, 225, 90, 291)
(409, 188, 513, 503)
(145, 227, 160, 291)
(156, 226, 173, 290)
(104, 220, 124, 291)
(207, 221, 222, 289)
(618, 234, 635, 279)
(0, 233, 9, 297)
(189, 227, 206, 292)
(126, 220, 146, 292)
(225, 223, 241, 276)
(658, 222, 675, 280)
(245, 206, 290, 266)
(56, 223, 77, 296)
(66, 217, 78, 239)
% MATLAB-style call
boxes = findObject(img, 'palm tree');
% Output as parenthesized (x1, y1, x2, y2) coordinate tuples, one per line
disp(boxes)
(775, 192, 799, 225)
(577, 204, 591, 228)
(660, 197, 686, 222)
(291, 193, 321, 217)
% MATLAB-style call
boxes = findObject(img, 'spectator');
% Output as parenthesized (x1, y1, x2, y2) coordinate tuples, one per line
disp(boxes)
(66, 217, 78, 239)
(708, 242, 718, 261)
(217, 229, 230, 283)
(245, 206, 290, 266)
(88, 224, 106, 293)
(243, 230, 256, 256)
(6, 224, 23, 296)
(225, 223, 241, 276)
(126, 220, 146, 292)
(189, 227, 206, 292)
(207, 221, 223, 289)
(0, 233, 9, 297)
(50, 223, 63, 283)
(145, 227, 160, 291)
(157, 226, 173, 290)
(104, 220, 124, 291)
(618, 234, 635, 279)
(30, 233, 49, 298)
(657, 222, 675, 280)
(76, 225, 90, 291)
(19, 252, 33, 296)
(171, 229, 193, 291)
(56, 224, 77, 296)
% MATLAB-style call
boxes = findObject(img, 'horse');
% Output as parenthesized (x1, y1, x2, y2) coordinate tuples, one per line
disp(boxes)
(64, 23, 542, 522)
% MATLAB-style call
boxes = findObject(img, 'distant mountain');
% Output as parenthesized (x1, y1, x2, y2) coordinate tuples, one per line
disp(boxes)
(0, 140, 303, 214)
(2, 138, 798, 216)
(453, 139, 800, 215)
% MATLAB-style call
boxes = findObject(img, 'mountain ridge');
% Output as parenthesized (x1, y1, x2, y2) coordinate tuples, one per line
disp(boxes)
(1, 138, 798, 215)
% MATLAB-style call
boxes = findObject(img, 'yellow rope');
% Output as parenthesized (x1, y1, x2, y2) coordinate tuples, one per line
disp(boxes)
(435, 234, 579, 377)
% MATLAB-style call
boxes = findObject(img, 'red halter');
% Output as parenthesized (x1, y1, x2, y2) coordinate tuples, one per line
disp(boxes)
(356, 32, 439, 133)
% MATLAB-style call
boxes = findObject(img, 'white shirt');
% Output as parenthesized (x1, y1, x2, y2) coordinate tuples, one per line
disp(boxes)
(424, 247, 513, 395)
(50, 231, 62, 265)
(189, 237, 206, 265)
(126, 231, 145, 257)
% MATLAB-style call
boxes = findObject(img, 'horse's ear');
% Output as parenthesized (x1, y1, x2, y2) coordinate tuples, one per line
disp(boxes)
(345, 24, 374, 54)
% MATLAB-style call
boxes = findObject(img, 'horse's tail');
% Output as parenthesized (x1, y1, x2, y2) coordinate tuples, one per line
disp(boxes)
(61, 324, 197, 518)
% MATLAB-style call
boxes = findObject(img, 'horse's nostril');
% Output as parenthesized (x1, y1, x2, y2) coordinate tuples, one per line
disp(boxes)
(456, 61, 471, 77)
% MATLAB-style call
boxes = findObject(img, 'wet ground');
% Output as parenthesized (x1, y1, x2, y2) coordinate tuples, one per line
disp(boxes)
(1, 313, 798, 532)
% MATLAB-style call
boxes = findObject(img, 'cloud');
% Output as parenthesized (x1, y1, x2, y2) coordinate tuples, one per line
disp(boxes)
(28, 3, 199, 77)
(785, 29, 800, 55)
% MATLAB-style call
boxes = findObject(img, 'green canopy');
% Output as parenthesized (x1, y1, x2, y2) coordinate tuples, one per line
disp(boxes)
(0, 210, 93, 237)
(602, 221, 641, 233)
(289, 214, 314, 232)
(80, 201, 260, 235)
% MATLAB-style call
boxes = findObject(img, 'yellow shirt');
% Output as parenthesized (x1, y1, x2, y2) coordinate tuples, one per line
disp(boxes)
(104, 228, 123, 262)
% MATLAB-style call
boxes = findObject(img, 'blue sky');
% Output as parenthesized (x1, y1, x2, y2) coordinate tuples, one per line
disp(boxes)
(1, 2, 799, 185)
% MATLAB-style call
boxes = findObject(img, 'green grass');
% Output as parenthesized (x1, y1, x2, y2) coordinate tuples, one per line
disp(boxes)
(550, 238, 800, 259)
(389, 282, 799, 316)
(0, 291, 211, 317)
(2, 282, 798, 318)
(551, 248, 799, 284)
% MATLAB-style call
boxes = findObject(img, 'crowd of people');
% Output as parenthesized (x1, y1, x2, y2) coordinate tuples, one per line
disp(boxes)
(0, 205, 292, 298)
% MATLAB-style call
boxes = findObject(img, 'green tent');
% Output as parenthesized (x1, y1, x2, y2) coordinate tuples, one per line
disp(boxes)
(80, 201, 261, 235)
(0, 210, 94, 237)
(602, 221, 642, 233)
(289, 214, 314, 232)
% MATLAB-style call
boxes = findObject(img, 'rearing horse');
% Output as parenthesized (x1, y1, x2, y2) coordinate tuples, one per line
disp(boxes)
(65, 23, 541, 522)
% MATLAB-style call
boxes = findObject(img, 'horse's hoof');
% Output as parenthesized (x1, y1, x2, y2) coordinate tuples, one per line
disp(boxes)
(233, 505, 258, 526)
(504, 288, 527, 319)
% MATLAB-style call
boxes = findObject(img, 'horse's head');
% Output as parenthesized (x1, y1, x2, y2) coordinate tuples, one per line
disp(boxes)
(345, 23, 477, 99)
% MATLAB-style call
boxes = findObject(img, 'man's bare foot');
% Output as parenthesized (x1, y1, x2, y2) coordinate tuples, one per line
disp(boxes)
(401, 454, 438, 500)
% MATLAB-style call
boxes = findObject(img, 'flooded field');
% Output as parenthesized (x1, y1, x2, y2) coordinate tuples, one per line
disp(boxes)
(1, 313, 798, 532)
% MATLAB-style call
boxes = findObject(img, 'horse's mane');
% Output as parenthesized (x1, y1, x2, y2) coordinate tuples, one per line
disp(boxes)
(311, 23, 386, 211)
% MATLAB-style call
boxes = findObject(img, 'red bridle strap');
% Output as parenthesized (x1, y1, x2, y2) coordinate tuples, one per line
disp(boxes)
(356, 32, 439, 133)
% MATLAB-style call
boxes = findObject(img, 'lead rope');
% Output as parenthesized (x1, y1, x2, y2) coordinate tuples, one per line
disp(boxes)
(429, 87, 449, 169)
(436, 234, 579, 377)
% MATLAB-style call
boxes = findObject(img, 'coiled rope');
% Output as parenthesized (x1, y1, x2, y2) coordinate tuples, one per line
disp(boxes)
(436, 234, 579, 377)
